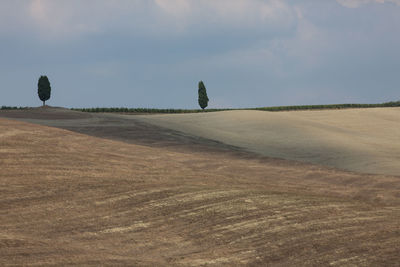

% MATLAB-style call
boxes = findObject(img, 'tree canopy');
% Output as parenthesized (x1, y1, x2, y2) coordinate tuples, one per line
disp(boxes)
(198, 81, 209, 110)
(38, 76, 51, 106)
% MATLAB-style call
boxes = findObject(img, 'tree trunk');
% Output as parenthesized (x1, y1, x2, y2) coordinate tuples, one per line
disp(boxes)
(43, 101, 45, 107)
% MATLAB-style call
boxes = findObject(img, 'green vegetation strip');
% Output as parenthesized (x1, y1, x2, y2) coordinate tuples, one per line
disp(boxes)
(2, 101, 399, 113)
(70, 107, 234, 113)
(1, 106, 30, 110)
(71, 101, 400, 113)
(254, 101, 400, 112)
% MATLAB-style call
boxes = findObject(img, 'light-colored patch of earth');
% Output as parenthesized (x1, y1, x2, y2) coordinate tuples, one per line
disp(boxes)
(132, 108, 400, 175)
(99, 222, 151, 234)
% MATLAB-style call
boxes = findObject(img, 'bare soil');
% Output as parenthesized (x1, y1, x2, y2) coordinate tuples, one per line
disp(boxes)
(0, 108, 399, 266)
(132, 108, 400, 176)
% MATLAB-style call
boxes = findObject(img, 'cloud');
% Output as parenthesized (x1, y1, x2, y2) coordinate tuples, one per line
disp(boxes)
(337, 0, 400, 8)
(0, 0, 297, 40)
(191, 0, 295, 27)
(154, 0, 191, 17)
(0, 2, 31, 35)
(27, 0, 141, 39)
(2, 0, 400, 108)
(29, 0, 100, 37)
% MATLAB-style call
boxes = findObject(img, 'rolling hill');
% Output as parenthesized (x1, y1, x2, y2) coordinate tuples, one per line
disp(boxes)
(0, 108, 399, 265)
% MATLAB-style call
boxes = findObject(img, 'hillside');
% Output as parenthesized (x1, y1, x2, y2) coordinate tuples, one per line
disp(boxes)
(131, 108, 400, 176)
(0, 111, 399, 265)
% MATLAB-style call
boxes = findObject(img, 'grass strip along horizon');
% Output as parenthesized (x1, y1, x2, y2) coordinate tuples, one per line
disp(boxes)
(72, 101, 400, 113)
(2, 101, 399, 113)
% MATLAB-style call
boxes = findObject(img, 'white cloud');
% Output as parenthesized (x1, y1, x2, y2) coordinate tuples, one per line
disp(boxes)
(1, 0, 296, 40)
(337, 0, 400, 8)
(151, 0, 297, 36)
(29, 0, 100, 37)
(154, 0, 191, 17)
(27, 0, 141, 39)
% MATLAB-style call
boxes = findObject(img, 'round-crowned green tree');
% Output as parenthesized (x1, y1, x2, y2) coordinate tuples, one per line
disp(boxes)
(198, 80, 209, 110)
(38, 75, 51, 106)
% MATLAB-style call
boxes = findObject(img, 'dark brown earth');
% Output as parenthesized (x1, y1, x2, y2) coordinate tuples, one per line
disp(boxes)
(0, 107, 241, 153)
(0, 107, 399, 266)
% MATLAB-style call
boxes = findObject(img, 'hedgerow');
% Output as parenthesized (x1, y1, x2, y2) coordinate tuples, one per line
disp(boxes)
(254, 101, 400, 112)
(1, 106, 29, 110)
(71, 101, 400, 114)
(70, 107, 233, 113)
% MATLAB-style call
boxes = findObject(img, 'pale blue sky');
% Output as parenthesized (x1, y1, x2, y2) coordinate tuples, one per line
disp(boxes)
(1, 0, 399, 108)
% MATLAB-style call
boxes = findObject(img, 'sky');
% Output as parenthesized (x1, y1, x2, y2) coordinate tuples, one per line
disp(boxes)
(1, 0, 399, 108)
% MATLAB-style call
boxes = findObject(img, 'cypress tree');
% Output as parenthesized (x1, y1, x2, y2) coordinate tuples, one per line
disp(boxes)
(198, 80, 209, 110)
(38, 75, 51, 106)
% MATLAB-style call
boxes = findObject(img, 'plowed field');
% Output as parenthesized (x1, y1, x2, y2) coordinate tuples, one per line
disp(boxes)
(0, 108, 399, 266)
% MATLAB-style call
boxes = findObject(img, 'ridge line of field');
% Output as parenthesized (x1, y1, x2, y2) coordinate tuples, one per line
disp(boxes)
(2, 100, 400, 113)
(72, 101, 400, 113)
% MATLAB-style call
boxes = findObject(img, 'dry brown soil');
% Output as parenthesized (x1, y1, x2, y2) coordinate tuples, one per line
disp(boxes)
(0, 108, 399, 266)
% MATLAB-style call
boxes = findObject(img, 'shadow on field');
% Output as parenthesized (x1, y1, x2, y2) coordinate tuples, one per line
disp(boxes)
(0, 107, 247, 155)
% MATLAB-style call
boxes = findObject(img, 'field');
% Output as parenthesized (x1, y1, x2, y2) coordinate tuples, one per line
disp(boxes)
(0, 107, 399, 266)
(133, 108, 400, 176)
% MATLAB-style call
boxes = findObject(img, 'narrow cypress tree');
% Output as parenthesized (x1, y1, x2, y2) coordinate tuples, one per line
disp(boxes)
(198, 81, 209, 110)
(38, 75, 51, 106)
